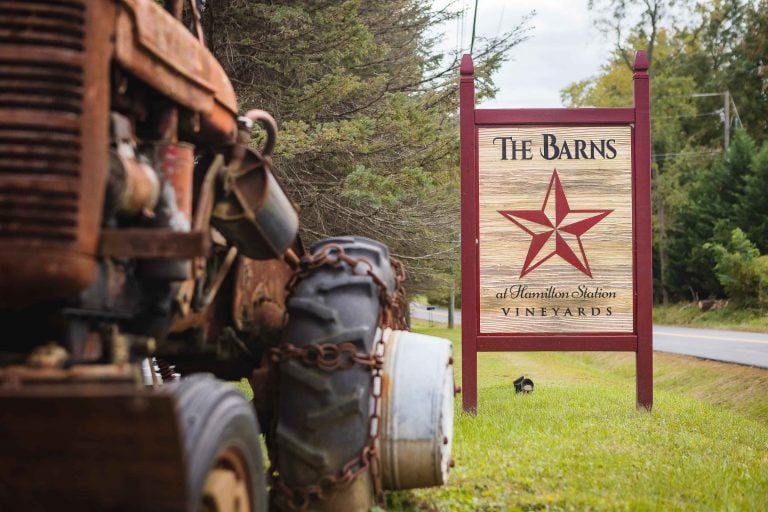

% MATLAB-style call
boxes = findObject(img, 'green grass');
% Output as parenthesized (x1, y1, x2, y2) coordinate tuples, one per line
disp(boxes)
(388, 321, 768, 511)
(654, 303, 768, 333)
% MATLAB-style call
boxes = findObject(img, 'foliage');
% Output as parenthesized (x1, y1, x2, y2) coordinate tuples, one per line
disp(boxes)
(738, 142, 768, 251)
(564, 1, 768, 306)
(705, 228, 768, 308)
(665, 131, 768, 302)
(423, 287, 459, 309)
(201, 0, 530, 294)
(653, 302, 768, 332)
(727, 0, 768, 142)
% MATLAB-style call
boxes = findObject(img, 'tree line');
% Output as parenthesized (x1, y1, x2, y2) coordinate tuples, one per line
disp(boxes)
(201, 0, 528, 299)
(201, 0, 767, 309)
(563, 0, 768, 308)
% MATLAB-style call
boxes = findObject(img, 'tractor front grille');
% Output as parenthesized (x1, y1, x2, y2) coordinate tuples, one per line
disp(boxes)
(0, 0, 86, 242)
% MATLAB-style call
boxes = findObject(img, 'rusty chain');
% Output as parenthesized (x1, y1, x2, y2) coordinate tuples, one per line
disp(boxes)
(269, 342, 382, 372)
(389, 257, 408, 331)
(268, 244, 407, 511)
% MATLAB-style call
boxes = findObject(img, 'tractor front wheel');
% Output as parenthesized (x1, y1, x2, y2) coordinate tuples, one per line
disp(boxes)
(172, 374, 268, 512)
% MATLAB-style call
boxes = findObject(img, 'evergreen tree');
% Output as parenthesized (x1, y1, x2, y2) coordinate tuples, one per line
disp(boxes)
(738, 141, 768, 251)
(201, 0, 529, 291)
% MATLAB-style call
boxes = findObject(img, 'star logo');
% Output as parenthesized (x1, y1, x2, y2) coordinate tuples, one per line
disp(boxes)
(498, 169, 612, 278)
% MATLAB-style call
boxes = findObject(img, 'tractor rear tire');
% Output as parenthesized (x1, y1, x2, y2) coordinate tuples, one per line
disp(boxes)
(274, 237, 395, 511)
(172, 374, 268, 512)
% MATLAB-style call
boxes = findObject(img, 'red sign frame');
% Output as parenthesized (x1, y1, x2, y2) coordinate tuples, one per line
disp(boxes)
(459, 51, 653, 412)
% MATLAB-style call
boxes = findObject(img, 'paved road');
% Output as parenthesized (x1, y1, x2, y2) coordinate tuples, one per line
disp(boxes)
(410, 303, 768, 368)
(411, 302, 462, 325)
(654, 325, 768, 368)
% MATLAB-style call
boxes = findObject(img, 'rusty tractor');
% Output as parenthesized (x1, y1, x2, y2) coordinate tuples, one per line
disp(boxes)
(0, 1, 455, 510)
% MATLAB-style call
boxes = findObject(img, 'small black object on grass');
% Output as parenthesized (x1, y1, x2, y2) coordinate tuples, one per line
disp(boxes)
(514, 375, 534, 394)
(426, 305, 436, 326)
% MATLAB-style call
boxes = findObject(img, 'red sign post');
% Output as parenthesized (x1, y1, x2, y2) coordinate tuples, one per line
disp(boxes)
(460, 51, 653, 413)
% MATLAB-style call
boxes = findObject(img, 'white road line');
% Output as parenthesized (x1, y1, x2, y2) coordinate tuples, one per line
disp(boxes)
(654, 331, 768, 345)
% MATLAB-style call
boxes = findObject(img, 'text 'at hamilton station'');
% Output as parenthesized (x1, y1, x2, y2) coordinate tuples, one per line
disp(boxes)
(459, 51, 653, 413)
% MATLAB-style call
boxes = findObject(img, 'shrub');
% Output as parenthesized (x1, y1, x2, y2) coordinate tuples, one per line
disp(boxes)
(704, 228, 768, 309)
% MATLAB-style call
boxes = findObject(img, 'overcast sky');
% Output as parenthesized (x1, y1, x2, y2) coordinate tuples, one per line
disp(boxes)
(437, 1, 612, 108)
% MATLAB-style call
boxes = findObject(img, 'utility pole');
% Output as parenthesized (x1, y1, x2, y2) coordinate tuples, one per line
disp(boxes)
(448, 281, 455, 329)
(691, 91, 736, 150)
(724, 90, 730, 149)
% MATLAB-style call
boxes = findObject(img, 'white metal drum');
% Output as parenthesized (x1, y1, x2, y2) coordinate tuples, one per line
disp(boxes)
(379, 330, 454, 490)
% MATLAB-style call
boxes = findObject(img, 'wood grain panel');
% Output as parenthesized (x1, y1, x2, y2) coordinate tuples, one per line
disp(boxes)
(478, 126, 634, 333)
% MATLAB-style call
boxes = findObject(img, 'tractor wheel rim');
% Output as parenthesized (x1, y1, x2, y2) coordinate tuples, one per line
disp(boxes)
(200, 446, 252, 512)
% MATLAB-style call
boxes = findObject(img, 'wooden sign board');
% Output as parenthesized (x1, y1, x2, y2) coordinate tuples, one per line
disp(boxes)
(460, 51, 653, 412)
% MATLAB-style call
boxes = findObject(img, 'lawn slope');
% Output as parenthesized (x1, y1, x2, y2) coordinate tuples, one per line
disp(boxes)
(388, 323, 768, 511)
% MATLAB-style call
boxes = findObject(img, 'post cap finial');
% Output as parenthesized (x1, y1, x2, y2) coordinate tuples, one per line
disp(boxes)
(460, 54, 474, 76)
(634, 50, 649, 72)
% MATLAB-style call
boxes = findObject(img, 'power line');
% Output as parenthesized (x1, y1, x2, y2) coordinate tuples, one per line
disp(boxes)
(652, 111, 722, 119)
(470, 0, 478, 55)
(660, 93, 724, 99)
(644, 91, 746, 162)
(652, 149, 722, 161)
(458, 3, 466, 54)
(455, 3, 461, 54)
(657, 91, 744, 148)
(729, 93, 743, 129)
(495, 5, 505, 41)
